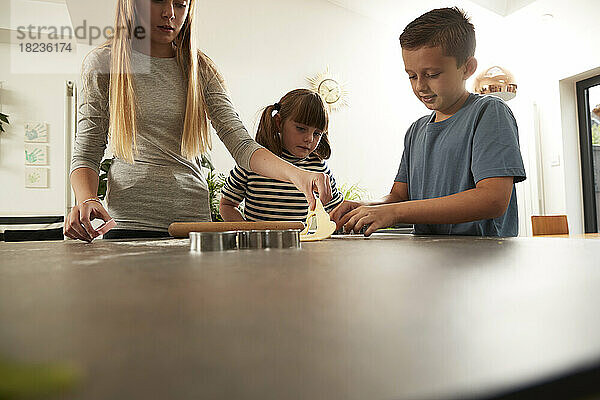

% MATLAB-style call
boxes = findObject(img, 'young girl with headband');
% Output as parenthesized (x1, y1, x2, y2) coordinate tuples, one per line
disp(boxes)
(220, 89, 345, 222)
(65, 0, 332, 241)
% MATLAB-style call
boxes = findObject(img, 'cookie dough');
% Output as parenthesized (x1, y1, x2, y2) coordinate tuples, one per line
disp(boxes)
(300, 199, 336, 242)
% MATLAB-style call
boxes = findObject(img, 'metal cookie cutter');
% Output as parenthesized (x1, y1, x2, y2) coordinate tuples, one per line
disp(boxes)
(248, 230, 301, 249)
(238, 230, 252, 249)
(190, 231, 238, 252)
(248, 230, 267, 249)
(265, 229, 301, 249)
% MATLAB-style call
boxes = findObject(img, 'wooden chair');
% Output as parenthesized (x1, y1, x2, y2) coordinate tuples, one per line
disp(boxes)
(531, 215, 569, 236)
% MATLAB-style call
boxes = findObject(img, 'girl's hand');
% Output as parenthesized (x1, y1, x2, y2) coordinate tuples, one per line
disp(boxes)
(290, 169, 332, 211)
(219, 197, 246, 222)
(64, 201, 112, 242)
(338, 203, 401, 237)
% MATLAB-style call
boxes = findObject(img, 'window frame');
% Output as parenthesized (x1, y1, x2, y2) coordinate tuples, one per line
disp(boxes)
(576, 74, 600, 233)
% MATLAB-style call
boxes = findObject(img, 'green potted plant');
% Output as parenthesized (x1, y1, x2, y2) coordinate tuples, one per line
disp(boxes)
(0, 112, 9, 133)
(97, 158, 113, 200)
(201, 154, 227, 222)
(338, 182, 369, 201)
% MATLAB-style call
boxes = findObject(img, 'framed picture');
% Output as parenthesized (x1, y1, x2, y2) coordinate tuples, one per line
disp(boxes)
(24, 144, 48, 165)
(24, 122, 49, 143)
(25, 168, 49, 188)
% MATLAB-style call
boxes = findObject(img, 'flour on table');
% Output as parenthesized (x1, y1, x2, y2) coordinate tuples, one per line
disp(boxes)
(114, 239, 190, 247)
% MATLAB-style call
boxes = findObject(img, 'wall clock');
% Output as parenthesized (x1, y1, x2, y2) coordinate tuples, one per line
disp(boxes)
(307, 67, 349, 111)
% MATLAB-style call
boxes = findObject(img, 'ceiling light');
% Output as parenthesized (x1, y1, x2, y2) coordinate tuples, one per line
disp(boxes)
(541, 13, 554, 22)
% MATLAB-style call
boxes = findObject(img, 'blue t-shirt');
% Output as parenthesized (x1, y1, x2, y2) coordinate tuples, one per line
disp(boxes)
(395, 93, 526, 237)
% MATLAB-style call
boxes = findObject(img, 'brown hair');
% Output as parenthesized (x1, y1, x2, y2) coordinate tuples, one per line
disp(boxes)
(399, 7, 476, 67)
(255, 89, 331, 160)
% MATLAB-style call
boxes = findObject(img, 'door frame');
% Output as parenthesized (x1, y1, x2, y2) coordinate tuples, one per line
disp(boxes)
(576, 74, 600, 233)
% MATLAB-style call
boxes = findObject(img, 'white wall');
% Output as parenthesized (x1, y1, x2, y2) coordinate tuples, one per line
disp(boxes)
(502, 0, 600, 233)
(0, 42, 80, 216)
(0, 0, 83, 216)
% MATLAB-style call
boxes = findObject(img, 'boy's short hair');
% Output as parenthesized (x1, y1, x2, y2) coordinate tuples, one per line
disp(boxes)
(399, 7, 476, 67)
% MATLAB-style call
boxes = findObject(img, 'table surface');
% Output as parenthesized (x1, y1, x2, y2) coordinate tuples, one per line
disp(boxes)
(1, 234, 599, 400)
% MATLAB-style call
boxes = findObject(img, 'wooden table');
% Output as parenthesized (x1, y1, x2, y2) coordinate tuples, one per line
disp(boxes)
(1, 234, 599, 399)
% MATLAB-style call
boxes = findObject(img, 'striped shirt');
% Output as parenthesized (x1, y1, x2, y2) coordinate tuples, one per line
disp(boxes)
(221, 149, 344, 221)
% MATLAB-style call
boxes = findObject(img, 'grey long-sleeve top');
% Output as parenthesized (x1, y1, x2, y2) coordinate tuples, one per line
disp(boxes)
(70, 47, 263, 231)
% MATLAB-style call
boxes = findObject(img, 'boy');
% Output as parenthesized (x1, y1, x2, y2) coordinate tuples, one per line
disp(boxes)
(331, 7, 526, 237)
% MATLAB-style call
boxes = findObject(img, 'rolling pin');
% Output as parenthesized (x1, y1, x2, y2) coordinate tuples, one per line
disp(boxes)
(168, 221, 305, 238)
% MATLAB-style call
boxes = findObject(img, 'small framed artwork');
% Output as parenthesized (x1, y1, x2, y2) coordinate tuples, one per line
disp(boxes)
(24, 144, 48, 165)
(25, 168, 49, 188)
(24, 122, 49, 143)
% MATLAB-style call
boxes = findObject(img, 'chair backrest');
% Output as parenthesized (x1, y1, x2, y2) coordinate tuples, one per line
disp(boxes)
(531, 215, 569, 236)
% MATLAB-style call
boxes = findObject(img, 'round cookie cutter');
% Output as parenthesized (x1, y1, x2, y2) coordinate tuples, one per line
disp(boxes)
(190, 231, 238, 252)
(245, 229, 301, 250)
(190, 229, 301, 252)
(238, 230, 252, 249)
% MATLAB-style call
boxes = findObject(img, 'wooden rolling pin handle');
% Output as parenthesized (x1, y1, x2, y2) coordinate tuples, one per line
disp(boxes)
(168, 221, 305, 238)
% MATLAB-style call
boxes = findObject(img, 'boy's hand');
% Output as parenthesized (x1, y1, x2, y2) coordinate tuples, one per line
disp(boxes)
(329, 200, 362, 231)
(339, 203, 401, 237)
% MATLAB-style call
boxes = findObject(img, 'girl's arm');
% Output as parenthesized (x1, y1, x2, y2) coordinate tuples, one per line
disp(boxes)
(220, 166, 249, 222)
(71, 167, 100, 205)
(65, 167, 112, 241)
(66, 49, 112, 242)
(322, 164, 345, 212)
(219, 197, 245, 222)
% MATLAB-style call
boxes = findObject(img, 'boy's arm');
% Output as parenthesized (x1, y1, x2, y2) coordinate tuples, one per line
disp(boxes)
(338, 176, 513, 236)
(219, 197, 245, 222)
(370, 182, 409, 205)
(330, 182, 408, 230)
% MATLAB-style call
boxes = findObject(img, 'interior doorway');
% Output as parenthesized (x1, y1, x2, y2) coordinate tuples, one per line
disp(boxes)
(576, 75, 600, 233)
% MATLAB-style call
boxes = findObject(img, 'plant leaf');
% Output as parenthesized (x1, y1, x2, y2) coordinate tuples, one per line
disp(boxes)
(100, 158, 113, 173)
(200, 154, 215, 171)
(97, 180, 107, 200)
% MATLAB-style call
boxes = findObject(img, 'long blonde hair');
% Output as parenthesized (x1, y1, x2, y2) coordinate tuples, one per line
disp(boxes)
(101, 0, 219, 163)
